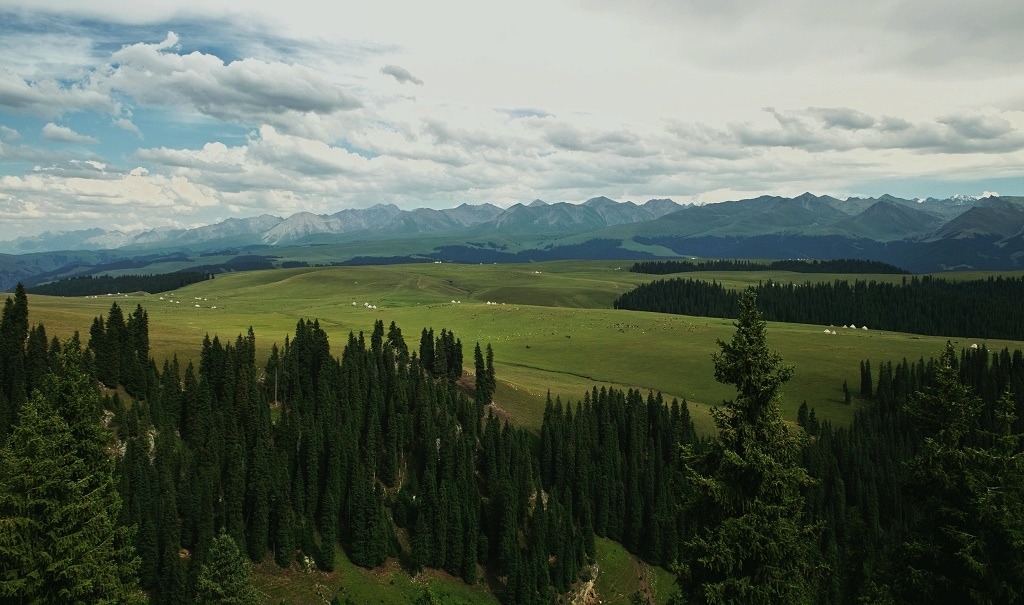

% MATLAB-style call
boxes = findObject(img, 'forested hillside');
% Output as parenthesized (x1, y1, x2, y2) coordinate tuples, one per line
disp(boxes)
(1, 283, 1022, 604)
(614, 275, 1024, 340)
(629, 258, 909, 275)
(27, 272, 213, 296)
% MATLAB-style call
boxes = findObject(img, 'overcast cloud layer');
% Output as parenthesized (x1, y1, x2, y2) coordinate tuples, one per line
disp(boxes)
(1, 0, 1023, 236)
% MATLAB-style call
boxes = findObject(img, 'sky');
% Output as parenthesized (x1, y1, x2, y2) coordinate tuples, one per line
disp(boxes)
(1, 0, 1023, 237)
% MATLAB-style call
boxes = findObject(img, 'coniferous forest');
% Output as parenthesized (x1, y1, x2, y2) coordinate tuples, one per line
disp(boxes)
(27, 272, 213, 297)
(613, 275, 1024, 340)
(628, 258, 909, 275)
(1, 282, 1023, 604)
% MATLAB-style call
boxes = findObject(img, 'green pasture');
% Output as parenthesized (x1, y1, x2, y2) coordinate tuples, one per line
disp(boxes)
(593, 538, 677, 605)
(25, 261, 1024, 431)
(249, 538, 675, 605)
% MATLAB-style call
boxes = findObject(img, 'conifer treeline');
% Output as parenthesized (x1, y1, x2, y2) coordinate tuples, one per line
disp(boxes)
(111, 314, 596, 604)
(89, 302, 153, 398)
(800, 343, 1024, 603)
(629, 258, 909, 275)
(0, 290, 596, 604)
(539, 389, 697, 566)
(614, 275, 1024, 340)
(27, 272, 212, 296)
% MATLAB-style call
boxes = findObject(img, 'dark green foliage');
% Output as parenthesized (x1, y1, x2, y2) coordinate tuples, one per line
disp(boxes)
(420, 328, 435, 372)
(678, 291, 819, 604)
(195, 531, 259, 605)
(87, 302, 153, 398)
(896, 344, 1024, 604)
(24, 323, 50, 399)
(27, 271, 212, 296)
(485, 344, 495, 393)
(474, 342, 496, 411)
(859, 359, 873, 399)
(84, 308, 586, 604)
(0, 283, 29, 440)
(629, 258, 909, 275)
(803, 342, 1024, 604)
(0, 341, 145, 604)
(6, 281, 1024, 604)
(615, 275, 1024, 341)
(386, 321, 409, 364)
(540, 388, 696, 566)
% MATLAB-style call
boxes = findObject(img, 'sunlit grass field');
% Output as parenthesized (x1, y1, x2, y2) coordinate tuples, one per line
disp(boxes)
(26, 260, 1024, 432)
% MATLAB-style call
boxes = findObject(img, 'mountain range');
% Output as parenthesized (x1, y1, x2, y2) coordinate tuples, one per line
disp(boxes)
(0, 197, 686, 254)
(3, 193, 1023, 291)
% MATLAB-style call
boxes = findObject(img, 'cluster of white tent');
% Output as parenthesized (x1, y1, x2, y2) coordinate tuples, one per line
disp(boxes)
(823, 324, 870, 334)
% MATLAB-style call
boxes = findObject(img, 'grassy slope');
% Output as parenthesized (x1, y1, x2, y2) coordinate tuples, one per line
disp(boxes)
(23, 261, 1024, 604)
(593, 539, 677, 605)
(27, 262, 1024, 431)
(253, 545, 499, 605)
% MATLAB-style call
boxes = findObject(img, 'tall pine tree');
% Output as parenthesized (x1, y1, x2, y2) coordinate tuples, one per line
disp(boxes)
(678, 290, 819, 604)
(898, 343, 1024, 604)
(0, 341, 145, 603)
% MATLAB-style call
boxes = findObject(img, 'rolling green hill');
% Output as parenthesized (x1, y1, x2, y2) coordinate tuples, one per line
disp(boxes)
(25, 261, 1024, 433)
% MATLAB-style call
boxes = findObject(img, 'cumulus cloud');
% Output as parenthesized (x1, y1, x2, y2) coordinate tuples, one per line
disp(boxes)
(381, 64, 423, 85)
(0, 141, 69, 165)
(42, 123, 99, 145)
(501, 108, 553, 120)
(0, 125, 21, 141)
(0, 164, 220, 223)
(137, 141, 248, 174)
(938, 112, 1015, 140)
(0, 69, 118, 118)
(542, 121, 653, 158)
(807, 107, 876, 131)
(103, 32, 362, 127)
(112, 117, 143, 137)
(31, 159, 122, 179)
(725, 107, 1024, 154)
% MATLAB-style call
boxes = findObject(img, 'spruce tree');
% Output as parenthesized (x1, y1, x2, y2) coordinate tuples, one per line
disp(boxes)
(898, 343, 1024, 604)
(0, 341, 145, 603)
(485, 344, 495, 400)
(678, 290, 819, 604)
(474, 343, 487, 408)
(0, 283, 29, 438)
(195, 531, 259, 605)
